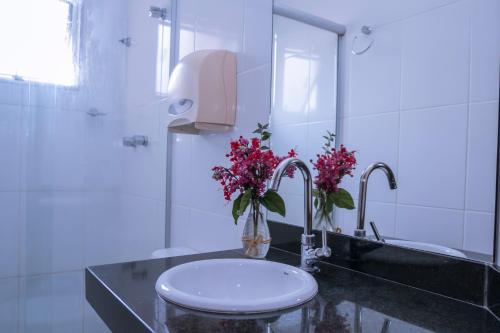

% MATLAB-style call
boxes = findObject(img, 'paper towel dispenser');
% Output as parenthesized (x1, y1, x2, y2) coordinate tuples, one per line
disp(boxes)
(167, 50, 237, 134)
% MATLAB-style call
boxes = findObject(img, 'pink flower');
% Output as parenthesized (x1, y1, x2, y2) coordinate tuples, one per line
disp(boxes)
(212, 136, 296, 201)
(311, 144, 356, 194)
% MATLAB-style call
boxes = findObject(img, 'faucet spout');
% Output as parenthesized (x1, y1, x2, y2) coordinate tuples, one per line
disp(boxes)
(269, 157, 329, 272)
(269, 158, 313, 236)
(355, 162, 397, 238)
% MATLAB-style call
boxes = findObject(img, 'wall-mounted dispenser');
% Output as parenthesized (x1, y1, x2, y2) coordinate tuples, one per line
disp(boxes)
(167, 50, 237, 134)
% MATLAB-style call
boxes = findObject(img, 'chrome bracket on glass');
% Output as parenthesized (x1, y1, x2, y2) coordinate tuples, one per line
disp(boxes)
(123, 135, 149, 148)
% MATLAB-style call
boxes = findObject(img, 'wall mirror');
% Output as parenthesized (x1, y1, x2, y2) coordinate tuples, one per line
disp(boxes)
(269, 0, 500, 264)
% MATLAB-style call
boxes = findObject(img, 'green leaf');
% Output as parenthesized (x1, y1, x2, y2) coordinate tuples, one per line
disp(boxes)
(261, 131, 271, 141)
(239, 189, 253, 216)
(260, 190, 286, 217)
(325, 193, 335, 215)
(262, 123, 269, 129)
(232, 193, 243, 224)
(313, 197, 318, 209)
(253, 123, 263, 133)
(261, 145, 269, 150)
(312, 189, 320, 197)
(331, 188, 355, 210)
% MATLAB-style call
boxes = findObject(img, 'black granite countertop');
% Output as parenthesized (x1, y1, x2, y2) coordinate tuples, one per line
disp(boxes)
(86, 248, 500, 333)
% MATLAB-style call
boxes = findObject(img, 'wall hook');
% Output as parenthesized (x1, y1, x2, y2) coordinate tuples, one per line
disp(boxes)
(352, 25, 374, 55)
(119, 37, 132, 47)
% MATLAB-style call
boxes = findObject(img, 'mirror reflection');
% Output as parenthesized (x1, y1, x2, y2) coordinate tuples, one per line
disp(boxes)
(269, 0, 499, 263)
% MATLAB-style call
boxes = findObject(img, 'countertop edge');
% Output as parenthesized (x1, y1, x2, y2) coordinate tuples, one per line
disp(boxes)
(85, 267, 154, 333)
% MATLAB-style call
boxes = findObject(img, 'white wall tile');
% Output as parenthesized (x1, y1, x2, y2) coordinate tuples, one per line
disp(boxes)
(0, 277, 18, 333)
(364, 201, 397, 238)
(170, 204, 191, 248)
(188, 209, 242, 252)
(240, 0, 273, 72)
(344, 113, 399, 203)
(270, 123, 307, 197)
(464, 211, 494, 255)
(126, 0, 170, 109)
(337, 208, 356, 236)
(0, 80, 26, 105)
(398, 105, 468, 209)
(466, 101, 499, 212)
(21, 107, 86, 191)
(269, 193, 304, 228)
(20, 192, 85, 275)
(189, 134, 235, 217)
(469, 0, 500, 102)
(348, 24, 401, 116)
(0, 192, 19, 278)
(193, 0, 245, 56)
(271, 16, 310, 126)
(306, 121, 337, 166)
(340, 201, 396, 238)
(117, 194, 165, 262)
(28, 83, 57, 108)
(400, 2, 469, 109)
(396, 205, 464, 249)
(307, 28, 337, 123)
(121, 104, 166, 200)
(236, 65, 272, 132)
(19, 271, 83, 333)
(82, 114, 121, 192)
(170, 134, 192, 207)
(83, 192, 122, 267)
(0, 104, 21, 191)
(178, 0, 196, 60)
(55, 86, 90, 112)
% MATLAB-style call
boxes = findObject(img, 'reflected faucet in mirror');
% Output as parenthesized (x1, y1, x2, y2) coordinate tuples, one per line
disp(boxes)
(269, 157, 331, 272)
(355, 162, 397, 238)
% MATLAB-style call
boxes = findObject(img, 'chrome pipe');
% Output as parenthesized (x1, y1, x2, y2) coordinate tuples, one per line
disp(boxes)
(269, 157, 330, 272)
(149, 6, 168, 20)
(269, 158, 313, 236)
(355, 162, 397, 238)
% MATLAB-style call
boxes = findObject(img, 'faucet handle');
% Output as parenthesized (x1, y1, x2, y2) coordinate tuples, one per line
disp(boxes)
(369, 221, 385, 242)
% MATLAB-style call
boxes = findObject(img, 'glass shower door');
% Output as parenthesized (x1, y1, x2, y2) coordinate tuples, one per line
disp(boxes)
(0, 1, 174, 332)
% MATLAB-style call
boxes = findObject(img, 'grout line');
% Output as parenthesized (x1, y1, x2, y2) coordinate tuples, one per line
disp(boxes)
(368, 0, 462, 31)
(462, 9, 473, 250)
(237, 62, 271, 76)
(394, 23, 403, 238)
(339, 100, 498, 121)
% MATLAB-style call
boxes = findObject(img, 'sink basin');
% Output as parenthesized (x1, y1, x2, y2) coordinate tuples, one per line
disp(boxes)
(385, 239, 467, 258)
(155, 259, 318, 314)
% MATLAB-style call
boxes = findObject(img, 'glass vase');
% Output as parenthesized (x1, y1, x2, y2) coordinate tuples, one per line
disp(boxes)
(242, 203, 271, 258)
(314, 201, 342, 234)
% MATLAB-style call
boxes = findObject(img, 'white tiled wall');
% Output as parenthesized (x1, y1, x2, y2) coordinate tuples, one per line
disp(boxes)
(337, 0, 499, 255)
(169, 0, 273, 251)
(0, 0, 170, 332)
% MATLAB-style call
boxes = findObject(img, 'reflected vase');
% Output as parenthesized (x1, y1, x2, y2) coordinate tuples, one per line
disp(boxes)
(242, 204, 271, 258)
(314, 202, 341, 234)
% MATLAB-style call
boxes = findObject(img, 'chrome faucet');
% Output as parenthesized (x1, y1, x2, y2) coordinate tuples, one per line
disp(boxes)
(269, 158, 331, 272)
(355, 162, 397, 238)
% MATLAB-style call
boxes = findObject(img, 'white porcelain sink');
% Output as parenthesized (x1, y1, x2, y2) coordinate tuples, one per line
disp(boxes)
(155, 259, 318, 314)
(386, 239, 467, 258)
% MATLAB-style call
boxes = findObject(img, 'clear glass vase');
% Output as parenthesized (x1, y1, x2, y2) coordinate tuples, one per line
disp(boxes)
(242, 202, 271, 258)
(314, 201, 342, 234)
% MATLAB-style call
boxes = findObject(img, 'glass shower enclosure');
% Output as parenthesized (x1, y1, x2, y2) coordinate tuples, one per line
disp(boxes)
(0, 0, 175, 331)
